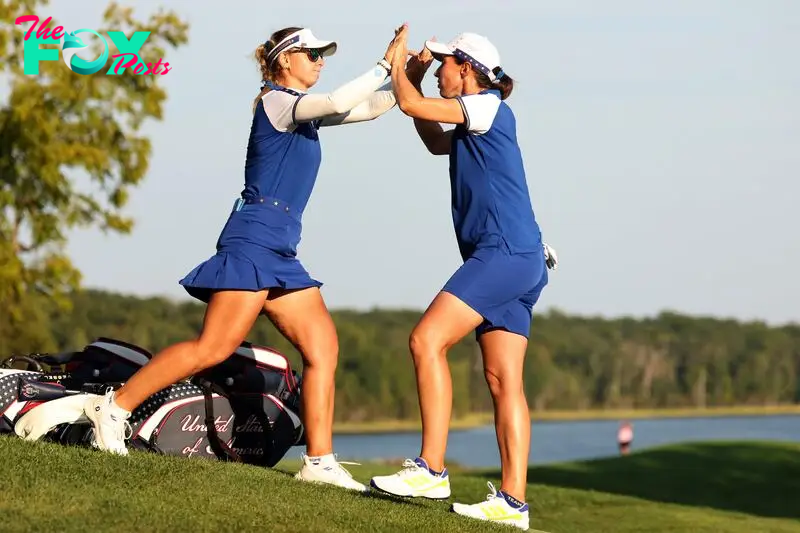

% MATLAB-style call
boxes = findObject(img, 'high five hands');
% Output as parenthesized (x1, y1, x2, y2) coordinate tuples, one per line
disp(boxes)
(383, 23, 409, 64)
(406, 37, 434, 87)
(390, 25, 409, 68)
(384, 23, 435, 85)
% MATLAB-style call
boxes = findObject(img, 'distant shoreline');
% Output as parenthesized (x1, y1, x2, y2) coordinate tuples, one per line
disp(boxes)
(332, 404, 800, 435)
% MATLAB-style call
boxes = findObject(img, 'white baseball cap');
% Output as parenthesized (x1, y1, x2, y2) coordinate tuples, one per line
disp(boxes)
(267, 28, 337, 65)
(425, 33, 504, 82)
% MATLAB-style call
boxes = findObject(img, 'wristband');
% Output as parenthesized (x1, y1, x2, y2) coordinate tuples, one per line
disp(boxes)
(377, 59, 391, 76)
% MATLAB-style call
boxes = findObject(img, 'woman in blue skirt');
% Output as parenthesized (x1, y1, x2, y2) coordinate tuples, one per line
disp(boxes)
(370, 30, 558, 529)
(84, 24, 408, 491)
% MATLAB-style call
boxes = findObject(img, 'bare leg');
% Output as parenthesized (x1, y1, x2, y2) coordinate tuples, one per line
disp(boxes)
(262, 287, 338, 457)
(409, 291, 484, 472)
(114, 289, 268, 411)
(479, 329, 530, 502)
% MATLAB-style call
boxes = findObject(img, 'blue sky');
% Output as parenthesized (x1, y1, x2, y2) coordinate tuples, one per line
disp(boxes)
(28, 0, 800, 324)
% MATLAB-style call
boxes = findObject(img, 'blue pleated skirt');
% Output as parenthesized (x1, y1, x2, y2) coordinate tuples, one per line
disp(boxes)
(178, 198, 321, 303)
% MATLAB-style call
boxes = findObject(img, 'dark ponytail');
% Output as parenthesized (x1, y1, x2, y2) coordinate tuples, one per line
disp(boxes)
(494, 73, 514, 100)
(456, 57, 515, 100)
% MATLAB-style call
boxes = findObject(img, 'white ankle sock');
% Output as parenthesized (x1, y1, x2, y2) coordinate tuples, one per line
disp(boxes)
(308, 453, 336, 466)
(109, 393, 131, 418)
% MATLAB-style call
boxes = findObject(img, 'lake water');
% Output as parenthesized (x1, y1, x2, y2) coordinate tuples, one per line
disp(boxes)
(329, 414, 800, 468)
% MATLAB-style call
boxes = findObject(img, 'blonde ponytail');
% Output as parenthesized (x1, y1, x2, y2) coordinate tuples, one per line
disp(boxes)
(254, 26, 303, 85)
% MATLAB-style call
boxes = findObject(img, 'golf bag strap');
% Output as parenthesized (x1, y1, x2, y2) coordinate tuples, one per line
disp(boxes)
(195, 378, 242, 463)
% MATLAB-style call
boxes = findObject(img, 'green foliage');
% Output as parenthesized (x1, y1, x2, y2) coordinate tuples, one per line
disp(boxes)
(18, 289, 800, 423)
(0, 1, 189, 355)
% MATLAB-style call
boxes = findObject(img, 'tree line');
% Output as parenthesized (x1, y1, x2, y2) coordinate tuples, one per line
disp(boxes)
(5, 288, 797, 423)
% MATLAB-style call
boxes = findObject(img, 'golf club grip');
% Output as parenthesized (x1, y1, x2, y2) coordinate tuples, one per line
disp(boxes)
(17, 380, 79, 401)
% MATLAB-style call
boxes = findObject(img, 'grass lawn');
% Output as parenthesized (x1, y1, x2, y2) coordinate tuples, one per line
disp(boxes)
(1, 437, 799, 532)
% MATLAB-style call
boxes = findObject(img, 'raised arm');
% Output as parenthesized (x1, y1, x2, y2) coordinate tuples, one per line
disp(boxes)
(294, 24, 408, 124)
(392, 40, 459, 155)
(293, 63, 392, 123)
(390, 37, 465, 126)
(317, 82, 396, 127)
(412, 116, 453, 155)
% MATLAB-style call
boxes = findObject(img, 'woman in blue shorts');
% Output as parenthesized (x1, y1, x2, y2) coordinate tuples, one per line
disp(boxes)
(370, 30, 557, 530)
(83, 24, 408, 492)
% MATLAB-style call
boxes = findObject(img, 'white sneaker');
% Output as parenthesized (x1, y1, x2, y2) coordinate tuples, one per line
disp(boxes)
(451, 481, 530, 530)
(294, 453, 367, 492)
(369, 457, 451, 499)
(84, 389, 132, 456)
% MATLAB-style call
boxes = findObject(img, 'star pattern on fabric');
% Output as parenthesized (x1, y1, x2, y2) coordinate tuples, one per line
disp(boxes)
(0, 372, 42, 414)
(129, 382, 207, 429)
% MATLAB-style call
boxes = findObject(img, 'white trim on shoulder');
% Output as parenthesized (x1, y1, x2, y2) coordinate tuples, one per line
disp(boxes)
(459, 93, 501, 135)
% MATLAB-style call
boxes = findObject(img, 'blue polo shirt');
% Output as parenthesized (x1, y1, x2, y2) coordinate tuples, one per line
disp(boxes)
(241, 85, 323, 218)
(449, 89, 542, 260)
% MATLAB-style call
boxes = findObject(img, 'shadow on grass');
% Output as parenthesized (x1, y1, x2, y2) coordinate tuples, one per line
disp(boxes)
(490, 441, 800, 520)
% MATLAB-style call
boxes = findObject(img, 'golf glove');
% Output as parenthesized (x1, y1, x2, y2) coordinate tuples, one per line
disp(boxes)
(543, 242, 558, 271)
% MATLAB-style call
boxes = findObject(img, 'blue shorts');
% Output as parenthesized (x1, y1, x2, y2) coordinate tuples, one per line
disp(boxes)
(442, 243, 548, 339)
(178, 197, 321, 303)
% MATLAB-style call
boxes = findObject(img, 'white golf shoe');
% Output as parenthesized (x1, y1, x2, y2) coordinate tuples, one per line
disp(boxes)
(84, 389, 132, 456)
(295, 453, 368, 492)
(451, 481, 530, 530)
(369, 457, 451, 499)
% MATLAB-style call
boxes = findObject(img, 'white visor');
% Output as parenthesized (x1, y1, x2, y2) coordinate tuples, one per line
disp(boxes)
(267, 28, 337, 65)
(425, 33, 504, 82)
(425, 40, 456, 59)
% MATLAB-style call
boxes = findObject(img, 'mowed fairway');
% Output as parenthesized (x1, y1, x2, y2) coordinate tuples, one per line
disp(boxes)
(1, 437, 799, 532)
